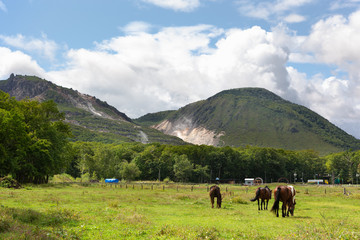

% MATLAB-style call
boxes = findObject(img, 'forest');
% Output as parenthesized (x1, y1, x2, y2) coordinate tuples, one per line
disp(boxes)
(1, 90, 360, 185)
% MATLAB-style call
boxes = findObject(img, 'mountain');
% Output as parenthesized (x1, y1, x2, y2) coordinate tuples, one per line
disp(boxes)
(135, 88, 360, 154)
(0, 74, 184, 145)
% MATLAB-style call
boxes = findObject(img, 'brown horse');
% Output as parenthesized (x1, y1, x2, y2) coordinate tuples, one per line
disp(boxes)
(209, 185, 222, 208)
(270, 185, 296, 217)
(250, 186, 272, 210)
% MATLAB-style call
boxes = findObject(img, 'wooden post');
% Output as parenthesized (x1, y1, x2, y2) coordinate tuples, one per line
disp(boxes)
(191, 186, 193, 192)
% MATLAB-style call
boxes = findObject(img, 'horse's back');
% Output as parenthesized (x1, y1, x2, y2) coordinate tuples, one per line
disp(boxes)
(209, 185, 220, 197)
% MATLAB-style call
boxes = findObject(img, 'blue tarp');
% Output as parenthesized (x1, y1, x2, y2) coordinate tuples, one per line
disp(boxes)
(105, 178, 119, 183)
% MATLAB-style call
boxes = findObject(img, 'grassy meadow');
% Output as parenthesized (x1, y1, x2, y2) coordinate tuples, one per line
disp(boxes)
(1, 183, 360, 239)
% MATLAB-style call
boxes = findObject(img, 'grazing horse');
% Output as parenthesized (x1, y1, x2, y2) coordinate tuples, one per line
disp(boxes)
(250, 186, 272, 210)
(270, 185, 296, 217)
(209, 185, 222, 208)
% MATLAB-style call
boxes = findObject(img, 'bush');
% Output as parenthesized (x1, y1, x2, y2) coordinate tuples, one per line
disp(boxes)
(0, 176, 21, 189)
(230, 196, 249, 205)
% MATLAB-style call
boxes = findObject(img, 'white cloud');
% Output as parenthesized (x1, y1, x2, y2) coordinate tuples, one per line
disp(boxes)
(120, 21, 153, 34)
(285, 10, 360, 137)
(236, 0, 312, 21)
(46, 24, 294, 118)
(0, 47, 45, 79)
(0, 34, 58, 61)
(141, 0, 200, 12)
(304, 11, 360, 67)
(284, 14, 306, 23)
(330, 0, 360, 10)
(0, 0, 6, 12)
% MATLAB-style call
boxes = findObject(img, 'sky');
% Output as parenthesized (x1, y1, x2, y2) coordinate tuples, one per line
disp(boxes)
(1, 0, 360, 138)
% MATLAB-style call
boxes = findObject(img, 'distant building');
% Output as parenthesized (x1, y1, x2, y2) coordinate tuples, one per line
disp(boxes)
(307, 179, 324, 184)
(244, 178, 254, 185)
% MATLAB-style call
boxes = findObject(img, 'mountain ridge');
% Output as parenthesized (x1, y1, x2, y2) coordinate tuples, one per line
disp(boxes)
(136, 88, 360, 154)
(0, 74, 184, 145)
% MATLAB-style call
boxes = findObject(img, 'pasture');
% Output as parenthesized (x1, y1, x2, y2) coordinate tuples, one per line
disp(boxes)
(1, 183, 360, 239)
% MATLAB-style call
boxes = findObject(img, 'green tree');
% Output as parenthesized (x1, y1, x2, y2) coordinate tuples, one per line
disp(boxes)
(0, 91, 71, 183)
(173, 154, 192, 182)
(119, 160, 141, 181)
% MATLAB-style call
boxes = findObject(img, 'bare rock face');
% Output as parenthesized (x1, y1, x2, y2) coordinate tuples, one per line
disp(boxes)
(2, 74, 50, 100)
(154, 117, 224, 146)
(0, 74, 132, 122)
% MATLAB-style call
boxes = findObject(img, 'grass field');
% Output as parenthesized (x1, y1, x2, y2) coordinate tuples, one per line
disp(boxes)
(1, 183, 360, 239)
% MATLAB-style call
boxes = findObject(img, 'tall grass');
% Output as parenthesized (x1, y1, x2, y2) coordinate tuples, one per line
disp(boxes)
(1, 183, 360, 239)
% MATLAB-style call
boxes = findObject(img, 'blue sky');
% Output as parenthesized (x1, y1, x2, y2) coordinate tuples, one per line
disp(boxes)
(1, 0, 360, 138)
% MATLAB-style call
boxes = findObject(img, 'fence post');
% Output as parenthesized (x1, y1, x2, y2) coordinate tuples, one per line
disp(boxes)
(191, 186, 193, 192)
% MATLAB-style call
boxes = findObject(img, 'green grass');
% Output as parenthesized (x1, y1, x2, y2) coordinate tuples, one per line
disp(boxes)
(1, 184, 360, 239)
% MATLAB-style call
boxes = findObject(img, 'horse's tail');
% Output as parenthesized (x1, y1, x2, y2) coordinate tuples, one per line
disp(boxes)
(271, 186, 281, 213)
(250, 188, 260, 201)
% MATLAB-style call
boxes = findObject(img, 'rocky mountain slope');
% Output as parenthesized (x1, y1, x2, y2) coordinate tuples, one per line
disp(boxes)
(0, 74, 184, 145)
(135, 88, 360, 154)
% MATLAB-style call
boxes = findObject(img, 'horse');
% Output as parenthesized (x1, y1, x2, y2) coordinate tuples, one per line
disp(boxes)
(209, 185, 222, 208)
(250, 186, 272, 210)
(270, 185, 296, 217)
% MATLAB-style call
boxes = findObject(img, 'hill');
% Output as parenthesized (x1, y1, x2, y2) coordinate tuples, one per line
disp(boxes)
(135, 88, 360, 154)
(0, 74, 184, 145)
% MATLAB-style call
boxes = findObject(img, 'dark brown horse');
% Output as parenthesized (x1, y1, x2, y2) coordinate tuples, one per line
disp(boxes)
(250, 186, 272, 210)
(270, 185, 296, 217)
(209, 185, 222, 208)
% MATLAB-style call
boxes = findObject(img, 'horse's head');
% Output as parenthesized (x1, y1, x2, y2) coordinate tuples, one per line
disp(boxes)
(289, 200, 296, 216)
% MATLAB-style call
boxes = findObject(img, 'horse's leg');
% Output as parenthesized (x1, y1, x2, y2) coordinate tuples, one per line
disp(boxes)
(282, 202, 286, 217)
(265, 199, 268, 210)
(257, 199, 260, 211)
(210, 197, 214, 208)
(261, 199, 264, 210)
(286, 203, 290, 216)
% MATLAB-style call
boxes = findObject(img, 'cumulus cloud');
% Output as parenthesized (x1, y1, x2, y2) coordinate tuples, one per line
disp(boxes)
(285, 10, 360, 137)
(141, 0, 200, 12)
(0, 47, 45, 79)
(0, 34, 58, 61)
(46, 24, 294, 118)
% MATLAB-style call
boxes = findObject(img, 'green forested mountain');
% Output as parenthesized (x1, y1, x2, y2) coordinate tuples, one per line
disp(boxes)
(0, 74, 184, 145)
(136, 88, 360, 154)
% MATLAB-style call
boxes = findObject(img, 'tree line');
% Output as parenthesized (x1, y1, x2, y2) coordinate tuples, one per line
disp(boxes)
(1, 90, 360, 184)
(65, 141, 360, 185)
